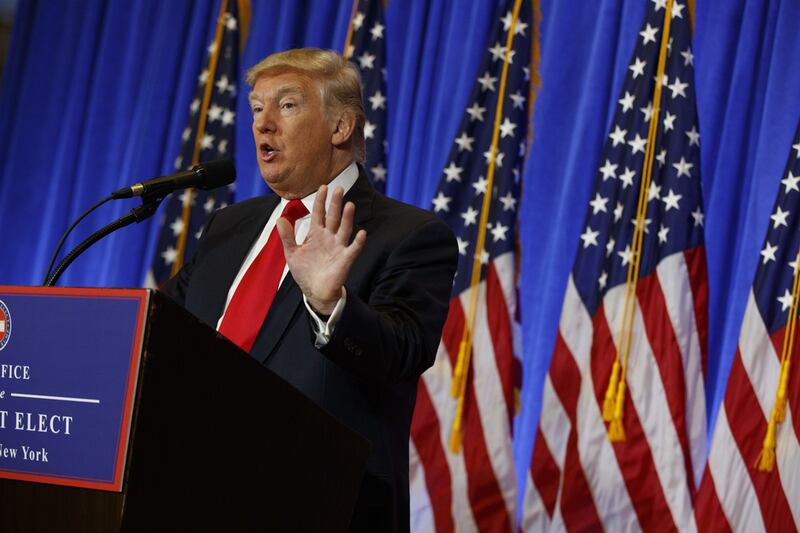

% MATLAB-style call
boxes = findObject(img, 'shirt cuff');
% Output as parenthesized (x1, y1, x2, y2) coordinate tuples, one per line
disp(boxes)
(304, 287, 346, 348)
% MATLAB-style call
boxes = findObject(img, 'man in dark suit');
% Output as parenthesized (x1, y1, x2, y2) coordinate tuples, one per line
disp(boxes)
(163, 48, 457, 531)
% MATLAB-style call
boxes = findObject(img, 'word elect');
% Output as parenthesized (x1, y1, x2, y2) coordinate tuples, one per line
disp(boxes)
(0, 411, 73, 435)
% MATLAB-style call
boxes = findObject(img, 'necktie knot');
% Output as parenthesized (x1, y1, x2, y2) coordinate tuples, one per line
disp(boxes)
(282, 199, 308, 225)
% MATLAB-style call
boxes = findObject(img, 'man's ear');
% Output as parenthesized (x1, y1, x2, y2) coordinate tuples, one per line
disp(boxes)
(331, 110, 356, 147)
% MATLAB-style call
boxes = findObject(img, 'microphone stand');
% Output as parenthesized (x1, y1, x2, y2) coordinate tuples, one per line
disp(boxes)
(45, 194, 165, 287)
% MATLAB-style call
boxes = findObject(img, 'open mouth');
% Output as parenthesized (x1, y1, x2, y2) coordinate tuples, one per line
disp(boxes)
(259, 143, 277, 162)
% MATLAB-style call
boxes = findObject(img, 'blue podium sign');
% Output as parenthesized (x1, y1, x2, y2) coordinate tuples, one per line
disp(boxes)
(0, 286, 148, 492)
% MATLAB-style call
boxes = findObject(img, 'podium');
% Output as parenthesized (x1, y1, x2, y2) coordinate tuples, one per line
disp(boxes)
(0, 287, 369, 532)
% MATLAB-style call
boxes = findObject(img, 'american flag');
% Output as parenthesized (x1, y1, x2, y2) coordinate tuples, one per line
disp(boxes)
(344, 0, 388, 193)
(146, 0, 244, 288)
(694, 121, 800, 531)
(522, 1, 708, 530)
(409, 0, 531, 530)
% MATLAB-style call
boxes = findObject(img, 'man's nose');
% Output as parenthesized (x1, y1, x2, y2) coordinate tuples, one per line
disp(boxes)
(254, 110, 276, 133)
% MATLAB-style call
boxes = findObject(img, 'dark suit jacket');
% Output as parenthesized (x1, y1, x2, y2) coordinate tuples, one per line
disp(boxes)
(162, 172, 458, 532)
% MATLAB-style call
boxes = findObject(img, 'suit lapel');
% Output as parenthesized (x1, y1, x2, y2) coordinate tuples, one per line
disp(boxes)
(249, 170, 376, 365)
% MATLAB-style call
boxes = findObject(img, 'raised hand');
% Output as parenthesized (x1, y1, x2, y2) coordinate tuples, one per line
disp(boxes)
(276, 184, 367, 315)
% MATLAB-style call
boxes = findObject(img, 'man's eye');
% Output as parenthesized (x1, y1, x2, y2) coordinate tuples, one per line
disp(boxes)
(281, 102, 296, 109)
(251, 106, 262, 114)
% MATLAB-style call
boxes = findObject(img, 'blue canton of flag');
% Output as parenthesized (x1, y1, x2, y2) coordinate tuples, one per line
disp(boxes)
(146, 0, 243, 288)
(344, 0, 388, 193)
(572, 0, 704, 313)
(753, 122, 800, 332)
(431, 4, 531, 294)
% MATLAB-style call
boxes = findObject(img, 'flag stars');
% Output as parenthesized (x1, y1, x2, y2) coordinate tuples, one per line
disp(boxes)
(483, 149, 505, 167)
(455, 132, 475, 152)
(618, 245, 635, 266)
(640, 102, 654, 122)
(509, 91, 526, 110)
(619, 91, 635, 112)
(598, 271, 608, 290)
(198, 69, 209, 85)
(681, 48, 694, 66)
(161, 246, 178, 266)
(369, 90, 387, 110)
(630, 216, 652, 234)
(778, 289, 794, 312)
(358, 52, 376, 70)
(472, 176, 488, 195)
(499, 191, 517, 211)
(794, 142, 800, 157)
(215, 75, 234, 95)
(169, 217, 185, 237)
(673, 157, 694, 177)
(662, 189, 682, 211)
(218, 139, 228, 154)
(221, 109, 235, 126)
(370, 22, 385, 41)
(782, 172, 800, 194)
(619, 167, 636, 188)
(466, 102, 486, 122)
(456, 237, 469, 255)
(656, 148, 667, 167)
(771, 206, 790, 229)
(491, 223, 509, 242)
(589, 193, 609, 214)
(653, 0, 667, 10)
(581, 226, 600, 248)
(606, 237, 616, 256)
(614, 202, 624, 221)
(668, 77, 689, 98)
(609, 126, 627, 147)
(443, 162, 463, 182)
(478, 72, 498, 92)
(201, 133, 215, 150)
(663, 111, 676, 131)
(629, 57, 647, 79)
(488, 42, 506, 62)
(649, 181, 662, 201)
(599, 159, 618, 180)
(691, 206, 704, 226)
(364, 121, 377, 139)
(658, 224, 670, 244)
(640, 23, 659, 45)
(182, 127, 192, 141)
(190, 98, 200, 114)
(432, 192, 452, 212)
(461, 206, 479, 226)
(204, 197, 215, 214)
(761, 242, 778, 264)
(499, 117, 517, 138)
(352, 11, 365, 30)
(685, 126, 700, 146)
(370, 164, 387, 182)
(224, 14, 237, 30)
(629, 134, 647, 155)
(208, 104, 222, 122)
(672, 1, 685, 18)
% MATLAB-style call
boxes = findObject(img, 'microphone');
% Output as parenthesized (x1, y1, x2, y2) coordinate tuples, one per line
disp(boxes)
(111, 159, 236, 199)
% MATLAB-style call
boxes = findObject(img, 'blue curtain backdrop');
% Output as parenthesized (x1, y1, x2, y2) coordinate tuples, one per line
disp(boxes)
(1, 0, 799, 511)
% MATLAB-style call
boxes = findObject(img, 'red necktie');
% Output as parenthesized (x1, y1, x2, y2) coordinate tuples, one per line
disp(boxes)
(219, 199, 308, 352)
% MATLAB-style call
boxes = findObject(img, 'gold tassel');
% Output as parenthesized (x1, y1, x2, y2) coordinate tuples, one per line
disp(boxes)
(756, 411, 778, 472)
(608, 380, 627, 442)
(602, 360, 621, 421)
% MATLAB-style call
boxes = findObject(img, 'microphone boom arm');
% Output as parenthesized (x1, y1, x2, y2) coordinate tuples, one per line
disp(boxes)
(45, 195, 165, 287)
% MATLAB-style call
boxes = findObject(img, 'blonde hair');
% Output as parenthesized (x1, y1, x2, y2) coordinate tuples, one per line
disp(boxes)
(247, 48, 366, 163)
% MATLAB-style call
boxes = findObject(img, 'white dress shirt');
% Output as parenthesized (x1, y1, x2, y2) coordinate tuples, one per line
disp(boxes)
(217, 162, 360, 346)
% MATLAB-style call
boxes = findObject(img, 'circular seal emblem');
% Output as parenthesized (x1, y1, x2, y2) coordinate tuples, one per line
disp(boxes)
(0, 299, 11, 352)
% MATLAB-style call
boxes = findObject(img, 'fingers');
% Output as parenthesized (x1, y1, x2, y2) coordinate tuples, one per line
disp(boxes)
(336, 201, 355, 245)
(345, 229, 367, 261)
(275, 217, 298, 257)
(310, 184, 328, 227)
(326, 187, 345, 234)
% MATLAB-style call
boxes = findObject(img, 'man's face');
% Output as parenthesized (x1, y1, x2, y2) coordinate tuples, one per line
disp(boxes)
(248, 70, 336, 199)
